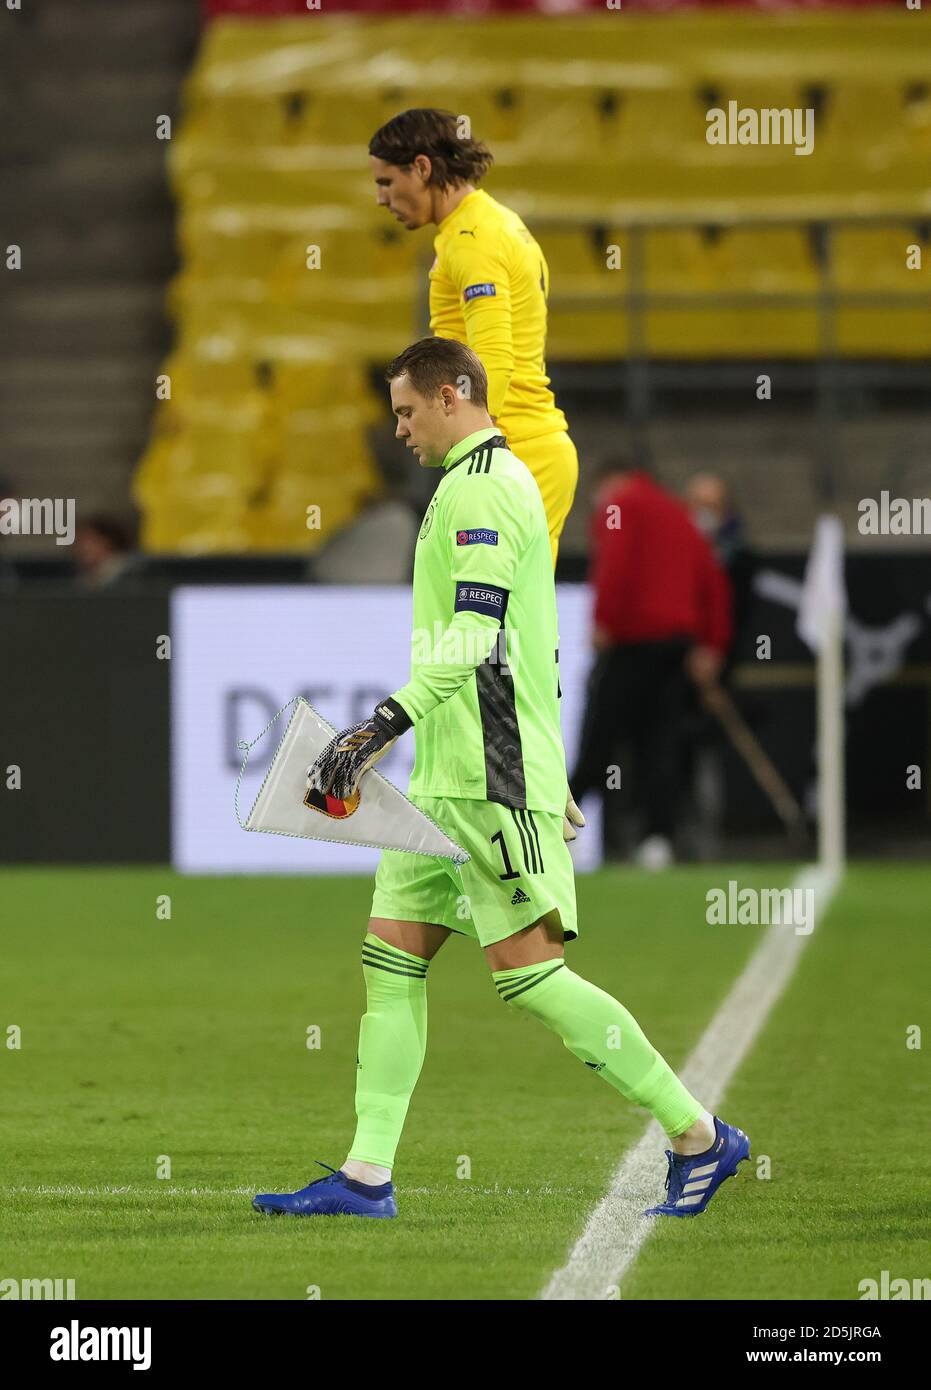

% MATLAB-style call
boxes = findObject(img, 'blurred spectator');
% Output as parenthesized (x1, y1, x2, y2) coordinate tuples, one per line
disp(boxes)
(569, 458, 733, 867)
(74, 515, 136, 590)
(680, 473, 753, 852)
(685, 473, 743, 565)
(685, 472, 754, 666)
(307, 490, 420, 584)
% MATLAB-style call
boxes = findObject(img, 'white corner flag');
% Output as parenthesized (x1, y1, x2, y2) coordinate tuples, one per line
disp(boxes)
(235, 697, 470, 867)
(797, 514, 846, 654)
(796, 515, 847, 873)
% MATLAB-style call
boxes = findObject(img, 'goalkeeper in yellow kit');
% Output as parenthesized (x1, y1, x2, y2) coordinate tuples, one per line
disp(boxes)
(369, 107, 578, 568)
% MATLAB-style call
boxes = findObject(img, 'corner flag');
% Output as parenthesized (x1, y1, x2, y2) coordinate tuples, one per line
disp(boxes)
(797, 514, 846, 653)
(235, 697, 470, 867)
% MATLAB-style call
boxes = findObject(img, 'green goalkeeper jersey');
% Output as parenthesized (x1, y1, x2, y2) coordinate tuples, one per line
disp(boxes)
(390, 426, 567, 815)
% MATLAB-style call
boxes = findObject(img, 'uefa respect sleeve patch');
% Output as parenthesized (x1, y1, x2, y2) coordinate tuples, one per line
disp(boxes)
(463, 282, 496, 302)
(454, 582, 509, 619)
(456, 528, 498, 546)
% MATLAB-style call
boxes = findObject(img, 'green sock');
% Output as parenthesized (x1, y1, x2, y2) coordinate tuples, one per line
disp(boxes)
(492, 960, 702, 1137)
(347, 933, 430, 1168)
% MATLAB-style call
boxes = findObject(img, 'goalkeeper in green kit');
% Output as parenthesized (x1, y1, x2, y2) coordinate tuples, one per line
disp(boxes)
(252, 338, 750, 1221)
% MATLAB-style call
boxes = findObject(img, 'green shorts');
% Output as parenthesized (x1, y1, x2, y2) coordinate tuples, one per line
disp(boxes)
(371, 794, 578, 949)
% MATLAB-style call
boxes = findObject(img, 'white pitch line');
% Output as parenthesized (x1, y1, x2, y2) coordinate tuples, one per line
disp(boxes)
(541, 863, 841, 1301)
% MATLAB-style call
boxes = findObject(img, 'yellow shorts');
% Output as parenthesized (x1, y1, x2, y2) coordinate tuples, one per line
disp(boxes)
(511, 430, 579, 568)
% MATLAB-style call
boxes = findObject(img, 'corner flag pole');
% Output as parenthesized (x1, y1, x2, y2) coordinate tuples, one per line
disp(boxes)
(818, 597, 845, 875)
(797, 514, 846, 875)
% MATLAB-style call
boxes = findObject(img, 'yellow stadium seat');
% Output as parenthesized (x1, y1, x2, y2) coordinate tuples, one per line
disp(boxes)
(822, 84, 907, 161)
(547, 306, 627, 360)
(646, 228, 719, 294)
(619, 89, 710, 165)
(713, 227, 819, 294)
(540, 227, 623, 300)
(833, 226, 930, 291)
(647, 305, 821, 357)
(836, 308, 931, 357)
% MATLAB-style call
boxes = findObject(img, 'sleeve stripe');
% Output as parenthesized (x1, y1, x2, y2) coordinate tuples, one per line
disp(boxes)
(467, 448, 493, 475)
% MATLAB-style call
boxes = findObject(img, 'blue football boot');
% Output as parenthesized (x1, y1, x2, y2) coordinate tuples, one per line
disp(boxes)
(643, 1115, 750, 1217)
(252, 1161, 397, 1218)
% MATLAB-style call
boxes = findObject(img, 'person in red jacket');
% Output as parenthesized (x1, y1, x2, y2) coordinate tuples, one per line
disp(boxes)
(569, 458, 733, 866)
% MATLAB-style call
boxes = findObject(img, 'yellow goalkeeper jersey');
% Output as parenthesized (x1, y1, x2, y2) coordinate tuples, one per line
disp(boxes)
(429, 188, 568, 447)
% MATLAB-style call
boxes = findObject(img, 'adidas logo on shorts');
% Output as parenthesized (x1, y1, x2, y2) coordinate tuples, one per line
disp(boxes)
(510, 887, 531, 905)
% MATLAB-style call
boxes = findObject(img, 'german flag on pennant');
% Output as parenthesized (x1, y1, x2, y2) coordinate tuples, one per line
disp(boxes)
(236, 697, 469, 866)
(303, 786, 361, 820)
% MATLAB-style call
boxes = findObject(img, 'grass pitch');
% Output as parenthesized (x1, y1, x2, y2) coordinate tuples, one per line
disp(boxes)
(1, 865, 927, 1300)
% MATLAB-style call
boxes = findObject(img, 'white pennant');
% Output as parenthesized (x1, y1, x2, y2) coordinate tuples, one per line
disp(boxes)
(236, 697, 469, 866)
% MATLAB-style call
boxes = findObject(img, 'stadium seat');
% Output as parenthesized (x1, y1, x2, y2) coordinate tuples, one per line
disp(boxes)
(833, 226, 930, 291)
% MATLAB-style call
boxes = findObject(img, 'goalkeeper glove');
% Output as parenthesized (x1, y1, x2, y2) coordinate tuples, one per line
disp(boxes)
(563, 787, 586, 842)
(307, 697, 412, 801)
